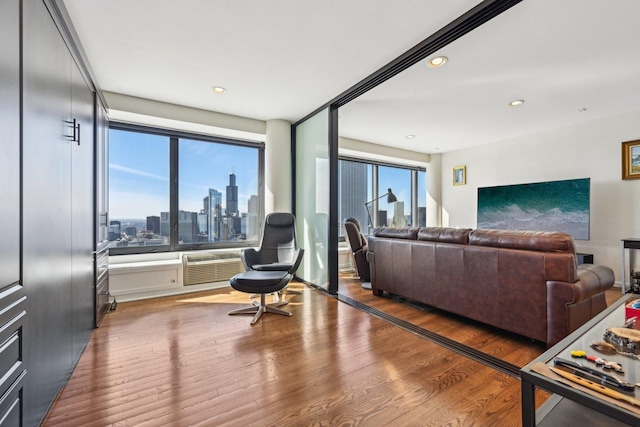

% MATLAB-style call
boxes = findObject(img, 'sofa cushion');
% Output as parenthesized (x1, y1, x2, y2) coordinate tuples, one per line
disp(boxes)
(417, 227, 472, 244)
(373, 227, 419, 240)
(469, 229, 575, 253)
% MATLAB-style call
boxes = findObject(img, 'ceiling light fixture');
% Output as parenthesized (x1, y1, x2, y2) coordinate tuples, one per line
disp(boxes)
(509, 99, 525, 107)
(429, 56, 448, 67)
(211, 86, 226, 94)
(406, 134, 415, 139)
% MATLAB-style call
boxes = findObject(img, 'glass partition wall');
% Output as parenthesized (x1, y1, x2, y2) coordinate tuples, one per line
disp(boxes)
(292, 0, 522, 294)
(293, 108, 338, 293)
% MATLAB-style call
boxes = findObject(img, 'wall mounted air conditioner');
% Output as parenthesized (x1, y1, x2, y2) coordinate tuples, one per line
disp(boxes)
(182, 252, 244, 286)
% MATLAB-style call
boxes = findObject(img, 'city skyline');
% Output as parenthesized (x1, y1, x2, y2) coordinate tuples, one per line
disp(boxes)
(109, 129, 259, 220)
(109, 129, 426, 237)
(109, 172, 259, 242)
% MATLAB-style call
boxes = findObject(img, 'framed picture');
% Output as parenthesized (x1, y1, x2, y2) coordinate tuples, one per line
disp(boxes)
(453, 165, 466, 186)
(622, 140, 640, 180)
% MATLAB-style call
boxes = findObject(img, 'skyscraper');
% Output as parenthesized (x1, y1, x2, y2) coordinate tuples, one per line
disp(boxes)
(247, 194, 259, 240)
(339, 161, 368, 232)
(178, 210, 198, 243)
(160, 212, 170, 237)
(391, 201, 407, 227)
(226, 173, 241, 236)
(207, 189, 222, 242)
(108, 220, 121, 241)
(146, 215, 160, 234)
(418, 207, 426, 227)
(226, 173, 239, 217)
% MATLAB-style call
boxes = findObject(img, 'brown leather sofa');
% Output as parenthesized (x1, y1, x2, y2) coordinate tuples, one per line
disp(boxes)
(366, 227, 615, 347)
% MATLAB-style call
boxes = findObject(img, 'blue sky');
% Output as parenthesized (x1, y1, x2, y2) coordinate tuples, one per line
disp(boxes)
(109, 129, 258, 219)
(109, 129, 425, 220)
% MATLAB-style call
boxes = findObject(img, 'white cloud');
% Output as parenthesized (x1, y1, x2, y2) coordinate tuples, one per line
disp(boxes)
(109, 163, 168, 181)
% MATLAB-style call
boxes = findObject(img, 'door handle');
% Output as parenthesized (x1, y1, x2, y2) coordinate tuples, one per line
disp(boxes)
(64, 119, 80, 145)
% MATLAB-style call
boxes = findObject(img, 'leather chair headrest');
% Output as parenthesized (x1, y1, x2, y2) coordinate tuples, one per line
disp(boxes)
(266, 212, 294, 227)
(344, 217, 361, 231)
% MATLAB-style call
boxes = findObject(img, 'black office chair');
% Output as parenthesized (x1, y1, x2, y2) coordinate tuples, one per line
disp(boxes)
(241, 212, 304, 299)
(240, 212, 304, 273)
(228, 213, 304, 324)
(343, 217, 370, 282)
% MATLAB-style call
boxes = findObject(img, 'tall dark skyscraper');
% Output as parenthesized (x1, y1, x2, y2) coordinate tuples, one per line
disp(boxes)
(339, 161, 368, 232)
(226, 173, 241, 236)
(226, 173, 239, 217)
(146, 215, 160, 234)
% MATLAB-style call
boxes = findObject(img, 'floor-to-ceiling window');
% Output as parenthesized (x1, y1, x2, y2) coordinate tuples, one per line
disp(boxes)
(338, 159, 372, 235)
(108, 124, 264, 255)
(108, 128, 170, 249)
(378, 165, 412, 228)
(338, 158, 426, 235)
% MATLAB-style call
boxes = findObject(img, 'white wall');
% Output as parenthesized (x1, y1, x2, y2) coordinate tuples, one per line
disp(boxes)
(441, 108, 640, 283)
(265, 119, 292, 213)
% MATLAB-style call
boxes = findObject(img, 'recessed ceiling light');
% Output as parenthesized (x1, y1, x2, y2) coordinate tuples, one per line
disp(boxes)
(211, 86, 226, 94)
(406, 134, 415, 139)
(428, 56, 448, 67)
(509, 99, 525, 107)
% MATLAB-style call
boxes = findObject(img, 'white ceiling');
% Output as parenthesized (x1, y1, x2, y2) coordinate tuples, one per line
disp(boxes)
(64, 0, 640, 154)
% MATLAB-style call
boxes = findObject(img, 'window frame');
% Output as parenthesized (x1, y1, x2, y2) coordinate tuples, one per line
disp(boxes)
(108, 122, 265, 256)
(338, 155, 426, 238)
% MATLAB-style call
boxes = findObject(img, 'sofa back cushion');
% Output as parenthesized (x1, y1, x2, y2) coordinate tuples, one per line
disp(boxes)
(469, 229, 576, 253)
(373, 227, 419, 240)
(417, 227, 472, 244)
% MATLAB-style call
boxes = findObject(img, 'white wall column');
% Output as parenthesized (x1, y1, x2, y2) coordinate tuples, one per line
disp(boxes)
(265, 119, 292, 213)
(427, 154, 442, 227)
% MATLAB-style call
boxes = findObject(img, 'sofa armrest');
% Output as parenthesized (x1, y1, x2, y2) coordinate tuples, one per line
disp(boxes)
(577, 264, 615, 294)
(546, 264, 614, 347)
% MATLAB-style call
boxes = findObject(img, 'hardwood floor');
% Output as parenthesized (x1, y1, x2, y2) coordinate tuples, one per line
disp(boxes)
(44, 276, 619, 426)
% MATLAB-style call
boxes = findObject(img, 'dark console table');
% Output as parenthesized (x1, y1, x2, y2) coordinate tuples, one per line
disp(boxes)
(576, 253, 593, 264)
(521, 295, 640, 426)
(621, 238, 640, 294)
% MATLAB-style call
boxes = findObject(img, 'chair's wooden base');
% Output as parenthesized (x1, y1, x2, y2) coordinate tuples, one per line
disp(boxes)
(229, 293, 292, 325)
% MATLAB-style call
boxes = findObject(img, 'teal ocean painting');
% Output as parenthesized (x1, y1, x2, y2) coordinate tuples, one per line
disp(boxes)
(477, 178, 590, 240)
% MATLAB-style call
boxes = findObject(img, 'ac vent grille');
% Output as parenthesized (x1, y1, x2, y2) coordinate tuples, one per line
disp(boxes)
(183, 253, 244, 285)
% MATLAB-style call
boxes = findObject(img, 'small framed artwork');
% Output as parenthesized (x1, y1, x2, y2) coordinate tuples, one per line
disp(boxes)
(453, 165, 466, 186)
(622, 139, 640, 180)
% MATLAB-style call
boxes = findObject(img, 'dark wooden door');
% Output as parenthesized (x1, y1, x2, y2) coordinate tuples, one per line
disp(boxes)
(70, 59, 96, 364)
(0, 0, 27, 424)
(0, 0, 20, 288)
(22, 1, 74, 424)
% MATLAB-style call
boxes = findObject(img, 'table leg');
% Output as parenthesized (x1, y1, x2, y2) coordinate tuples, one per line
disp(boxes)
(521, 379, 536, 427)
(621, 241, 626, 294)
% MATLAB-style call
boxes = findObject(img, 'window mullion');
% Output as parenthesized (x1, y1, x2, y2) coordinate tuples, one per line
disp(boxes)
(371, 164, 379, 231)
(170, 137, 179, 250)
(411, 170, 418, 227)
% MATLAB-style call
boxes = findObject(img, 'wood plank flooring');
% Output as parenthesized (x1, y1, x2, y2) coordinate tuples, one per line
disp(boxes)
(44, 275, 618, 426)
(338, 274, 547, 370)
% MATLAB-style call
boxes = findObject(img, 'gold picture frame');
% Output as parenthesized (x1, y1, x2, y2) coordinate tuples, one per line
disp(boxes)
(622, 140, 640, 180)
(453, 165, 466, 186)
